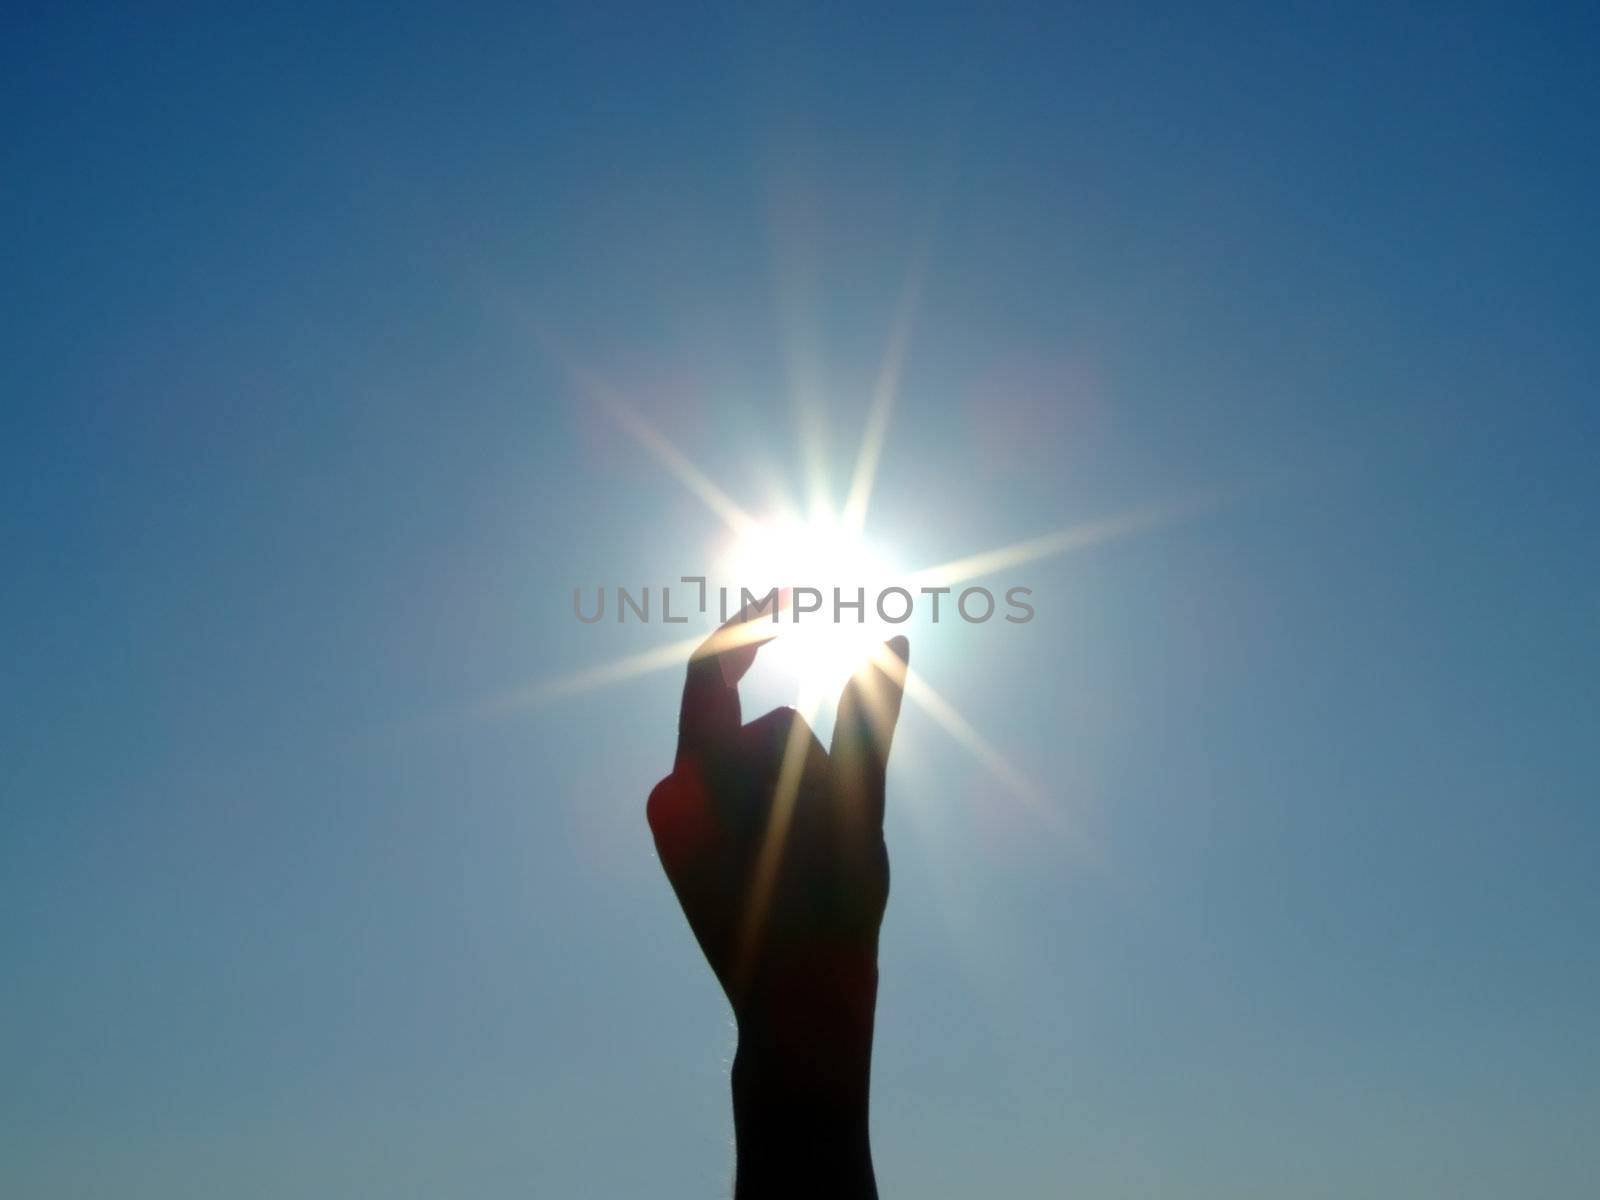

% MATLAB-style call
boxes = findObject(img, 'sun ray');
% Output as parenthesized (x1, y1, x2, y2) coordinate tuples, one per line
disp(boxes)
(480, 632, 708, 711)
(766, 182, 833, 522)
(856, 639, 912, 737)
(907, 491, 1221, 591)
(482, 602, 792, 714)
(841, 251, 928, 535)
(792, 382, 832, 524)
(600, 396, 761, 537)
(734, 687, 825, 992)
(899, 666, 1066, 834)
(540, 333, 759, 536)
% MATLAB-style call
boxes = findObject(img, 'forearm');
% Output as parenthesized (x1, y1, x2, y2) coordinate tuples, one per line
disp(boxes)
(731, 1034, 876, 1199)
(730, 958, 879, 1198)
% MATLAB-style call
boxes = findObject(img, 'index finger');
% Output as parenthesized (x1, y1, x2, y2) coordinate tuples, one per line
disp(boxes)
(675, 591, 784, 767)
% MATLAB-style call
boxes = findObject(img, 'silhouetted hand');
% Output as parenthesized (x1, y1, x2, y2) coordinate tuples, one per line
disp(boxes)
(647, 612, 909, 1199)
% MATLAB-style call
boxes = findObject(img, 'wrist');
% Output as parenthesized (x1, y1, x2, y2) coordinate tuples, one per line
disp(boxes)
(730, 949, 879, 1198)
(734, 954, 877, 1076)
(731, 1037, 875, 1199)
(734, 933, 878, 1038)
(727, 940, 880, 1197)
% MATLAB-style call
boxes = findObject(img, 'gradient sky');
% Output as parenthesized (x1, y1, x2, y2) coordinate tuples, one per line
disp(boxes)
(5, 4, 1598, 1197)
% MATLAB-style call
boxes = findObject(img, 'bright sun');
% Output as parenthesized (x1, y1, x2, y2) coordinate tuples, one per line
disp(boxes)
(530, 324, 1193, 820)
(715, 507, 906, 704)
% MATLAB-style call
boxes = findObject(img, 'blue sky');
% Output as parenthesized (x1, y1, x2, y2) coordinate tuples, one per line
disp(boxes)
(4, 3, 1598, 1196)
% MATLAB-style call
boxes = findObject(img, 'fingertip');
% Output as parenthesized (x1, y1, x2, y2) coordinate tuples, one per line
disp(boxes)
(885, 635, 910, 665)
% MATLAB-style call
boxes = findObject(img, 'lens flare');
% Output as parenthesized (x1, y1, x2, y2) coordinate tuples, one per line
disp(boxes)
(716, 508, 906, 702)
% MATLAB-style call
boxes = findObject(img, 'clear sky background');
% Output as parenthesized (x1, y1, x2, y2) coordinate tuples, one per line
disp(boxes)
(4, 4, 1597, 1197)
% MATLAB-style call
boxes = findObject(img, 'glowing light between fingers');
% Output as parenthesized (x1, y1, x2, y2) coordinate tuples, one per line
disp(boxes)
(716, 508, 908, 704)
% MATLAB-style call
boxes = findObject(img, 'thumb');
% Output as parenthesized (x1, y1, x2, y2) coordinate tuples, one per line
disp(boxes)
(829, 636, 910, 830)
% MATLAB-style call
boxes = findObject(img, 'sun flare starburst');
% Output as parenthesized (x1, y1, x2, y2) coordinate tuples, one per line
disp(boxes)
(713, 508, 907, 703)
(511, 291, 1219, 829)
